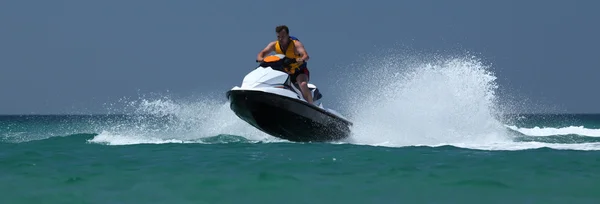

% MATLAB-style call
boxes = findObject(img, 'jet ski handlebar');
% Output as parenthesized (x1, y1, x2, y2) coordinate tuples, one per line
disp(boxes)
(255, 57, 298, 72)
(256, 57, 297, 64)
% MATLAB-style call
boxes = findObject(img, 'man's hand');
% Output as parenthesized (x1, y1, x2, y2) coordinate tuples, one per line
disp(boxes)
(257, 41, 276, 63)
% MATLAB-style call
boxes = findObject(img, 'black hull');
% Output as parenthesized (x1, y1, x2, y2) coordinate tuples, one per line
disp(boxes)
(226, 90, 352, 142)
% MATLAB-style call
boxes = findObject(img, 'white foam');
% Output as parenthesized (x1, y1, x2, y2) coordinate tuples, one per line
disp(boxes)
(88, 130, 192, 145)
(506, 125, 600, 137)
(453, 142, 600, 151)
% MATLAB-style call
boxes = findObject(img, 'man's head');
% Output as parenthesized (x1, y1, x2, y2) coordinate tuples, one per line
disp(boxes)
(276, 25, 290, 43)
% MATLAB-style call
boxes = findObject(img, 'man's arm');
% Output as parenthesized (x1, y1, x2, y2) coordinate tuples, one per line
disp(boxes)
(294, 41, 309, 62)
(257, 41, 276, 61)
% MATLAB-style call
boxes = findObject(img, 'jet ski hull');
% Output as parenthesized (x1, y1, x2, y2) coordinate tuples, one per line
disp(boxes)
(226, 89, 352, 142)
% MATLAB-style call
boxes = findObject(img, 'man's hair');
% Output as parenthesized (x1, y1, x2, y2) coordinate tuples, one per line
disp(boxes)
(276, 25, 289, 34)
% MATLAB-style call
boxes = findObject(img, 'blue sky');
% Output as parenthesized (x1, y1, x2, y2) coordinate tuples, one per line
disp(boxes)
(1, 0, 598, 114)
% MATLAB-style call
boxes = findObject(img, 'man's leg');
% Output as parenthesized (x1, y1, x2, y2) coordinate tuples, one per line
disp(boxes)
(295, 73, 313, 104)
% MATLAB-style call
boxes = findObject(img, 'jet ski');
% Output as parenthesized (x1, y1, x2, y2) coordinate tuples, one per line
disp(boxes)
(226, 54, 353, 142)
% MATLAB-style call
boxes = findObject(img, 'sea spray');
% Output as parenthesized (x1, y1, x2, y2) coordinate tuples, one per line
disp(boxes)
(337, 52, 513, 147)
(88, 95, 277, 145)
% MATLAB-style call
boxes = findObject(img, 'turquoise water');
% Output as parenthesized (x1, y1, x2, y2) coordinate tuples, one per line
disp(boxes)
(2, 114, 600, 203)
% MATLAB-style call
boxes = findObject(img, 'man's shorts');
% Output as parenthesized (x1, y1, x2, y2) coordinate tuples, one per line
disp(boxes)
(290, 62, 310, 83)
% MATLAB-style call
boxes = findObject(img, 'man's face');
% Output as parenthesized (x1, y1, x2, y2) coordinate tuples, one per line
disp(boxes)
(277, 30, 289, 43)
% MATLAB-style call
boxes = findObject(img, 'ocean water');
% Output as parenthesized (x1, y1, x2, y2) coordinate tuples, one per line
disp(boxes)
(2, 53, 600, 203)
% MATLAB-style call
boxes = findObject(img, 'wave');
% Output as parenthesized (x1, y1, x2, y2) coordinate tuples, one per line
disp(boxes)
(506, 125, 600, 137)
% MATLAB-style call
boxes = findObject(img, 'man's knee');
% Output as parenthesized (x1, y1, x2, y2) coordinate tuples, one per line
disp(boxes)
(299, 81, 308, 88)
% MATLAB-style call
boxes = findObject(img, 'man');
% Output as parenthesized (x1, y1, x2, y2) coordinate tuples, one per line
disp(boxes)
(256, 25, 313, 104)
